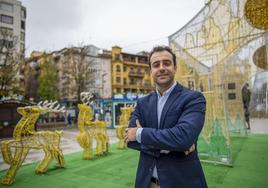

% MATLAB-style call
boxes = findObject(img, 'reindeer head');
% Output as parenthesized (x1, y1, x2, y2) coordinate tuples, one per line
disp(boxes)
(80, 92, 94, 106)
(17, 106, 34, 116)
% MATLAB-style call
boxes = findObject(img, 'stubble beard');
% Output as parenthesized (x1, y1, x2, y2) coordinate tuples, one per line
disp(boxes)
(154, 75, 174, 91)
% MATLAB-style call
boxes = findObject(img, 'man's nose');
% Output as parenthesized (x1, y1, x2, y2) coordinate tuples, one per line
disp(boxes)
(159, 62, 166, 71)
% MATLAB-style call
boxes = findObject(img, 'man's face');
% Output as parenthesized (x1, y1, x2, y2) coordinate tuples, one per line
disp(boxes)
(150, 50, 176, 87)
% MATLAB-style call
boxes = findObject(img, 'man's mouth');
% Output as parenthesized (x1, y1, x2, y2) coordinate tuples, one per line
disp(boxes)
(158, 74, 168, 78)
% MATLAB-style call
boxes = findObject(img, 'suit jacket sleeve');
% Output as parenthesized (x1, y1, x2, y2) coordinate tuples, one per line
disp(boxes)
(141, 92, 206, 151)
(127, 100, 160, 157)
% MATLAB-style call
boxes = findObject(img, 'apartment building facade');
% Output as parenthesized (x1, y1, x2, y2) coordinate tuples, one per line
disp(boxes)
(111, 46, 154, 95)
(28, 45, 112, 101)
(0, 0, 26, 54)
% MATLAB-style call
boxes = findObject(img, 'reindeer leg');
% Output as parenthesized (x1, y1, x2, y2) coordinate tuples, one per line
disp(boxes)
(95, 133, 103, 156)
(101, 133, 106, 154)
(1, 140, 15, 165)
(1, 144, 29, 185)
(105, 133, 109, 153)
(77, 131, 93, 160)
(121, 127, 127, 149)
(35, 147, 52, 174)
(83, 132, 93, 160)
(53, 148, 65, 168)
(53, 133, 65, 167)
(118, 126, 125, 149)
(116, 126, 122, 149)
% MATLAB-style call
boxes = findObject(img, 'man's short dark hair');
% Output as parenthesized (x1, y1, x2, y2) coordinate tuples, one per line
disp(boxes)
(148, 46, 176, 68)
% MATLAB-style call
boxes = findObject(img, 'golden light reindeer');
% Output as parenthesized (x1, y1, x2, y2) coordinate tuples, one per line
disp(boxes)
(116, 105, 134, 149)
(76, 92, 109, 160)
(0, 101, 65, 185)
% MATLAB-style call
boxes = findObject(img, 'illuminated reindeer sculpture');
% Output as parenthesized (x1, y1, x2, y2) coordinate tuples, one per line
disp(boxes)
(0, 101, 65, 185)
(116, 105, 134, 149)
(76, 92, 109, 160)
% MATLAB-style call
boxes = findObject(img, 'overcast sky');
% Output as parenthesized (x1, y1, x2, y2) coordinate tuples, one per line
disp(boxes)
(20, 0, 204, 56)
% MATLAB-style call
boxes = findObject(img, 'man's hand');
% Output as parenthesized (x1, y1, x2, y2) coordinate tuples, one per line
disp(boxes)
(184, 144, 195, 155)
(124, 119, 142, 144)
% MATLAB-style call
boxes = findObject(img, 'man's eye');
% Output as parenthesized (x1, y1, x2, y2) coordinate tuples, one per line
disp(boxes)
(163, 60, 172, 66)
(152, 63, 160, 68)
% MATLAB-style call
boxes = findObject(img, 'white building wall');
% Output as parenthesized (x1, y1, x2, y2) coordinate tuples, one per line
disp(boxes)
(85, 55, 112, 99)
(0, 0, 26, 54)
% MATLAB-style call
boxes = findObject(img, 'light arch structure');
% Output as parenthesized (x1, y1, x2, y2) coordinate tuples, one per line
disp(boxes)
(169, 0, 268, 165)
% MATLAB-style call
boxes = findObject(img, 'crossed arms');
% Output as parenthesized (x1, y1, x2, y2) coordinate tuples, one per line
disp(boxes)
(126, 92, 206, 157)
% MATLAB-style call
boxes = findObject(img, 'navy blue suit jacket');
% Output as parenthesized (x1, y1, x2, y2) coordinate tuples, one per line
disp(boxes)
(128, 83, 207, 188)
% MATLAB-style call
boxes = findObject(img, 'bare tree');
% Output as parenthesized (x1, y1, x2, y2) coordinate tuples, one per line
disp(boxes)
(24, 57, 43, 101)
(62, 46, 93, 102)
(0, 28, 24, 97)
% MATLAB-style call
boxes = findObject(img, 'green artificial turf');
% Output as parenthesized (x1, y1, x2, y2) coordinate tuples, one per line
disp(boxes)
(1, 134, 268, 188)
(202, 134, 268, 188)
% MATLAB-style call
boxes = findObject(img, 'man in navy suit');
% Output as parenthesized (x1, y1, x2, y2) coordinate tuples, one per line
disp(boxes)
(125, 46, 207, 188)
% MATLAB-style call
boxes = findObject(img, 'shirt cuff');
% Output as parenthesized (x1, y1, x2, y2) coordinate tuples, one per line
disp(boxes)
(136, 128, 143, 143)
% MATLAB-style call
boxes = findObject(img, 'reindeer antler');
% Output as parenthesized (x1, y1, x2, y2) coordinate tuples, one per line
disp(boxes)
(80, 92, 93, 105)
(37, 100, 66, 113)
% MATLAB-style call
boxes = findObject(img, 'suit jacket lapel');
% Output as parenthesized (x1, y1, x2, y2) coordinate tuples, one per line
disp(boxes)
(159, 83, 183, 129)
(149, 92, 158, 128)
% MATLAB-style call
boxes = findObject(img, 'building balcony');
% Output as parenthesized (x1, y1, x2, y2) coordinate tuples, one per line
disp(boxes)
(123, 61, 148, 67)
(140, 85, 154, 90)
(112, 83, 123, 87)
(128, 71, 144, 77)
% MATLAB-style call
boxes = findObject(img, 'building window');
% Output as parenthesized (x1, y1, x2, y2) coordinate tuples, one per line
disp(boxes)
(116, 77, 121, 83)
(21, 21, 25, 30)
(0, 27, 13, 34)
(123, 66, 127, 72)
(21, 9, 26, 18)
(0, 15, 13, 24)
(20, 43, 25, 54)
(21, 32, 25, 41)
(228, 83, 236, 90)
(123, 78, 127, 84)
(116, 88, 121, 93)
(228, 93, 236, 100)
(130, 79, 135, 85)
(0, 2, 13, 12)
(116, 65, 121, 72)
(130, 67, 134, 74)
(0, 39, 13, 48)
(114, 53, 120, 61)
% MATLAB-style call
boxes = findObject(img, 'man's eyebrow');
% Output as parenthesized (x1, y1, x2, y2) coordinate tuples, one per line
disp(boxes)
(151, 61, 160, 65)
(163, 60, 172, 63)
(152, 59, 172, 64)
